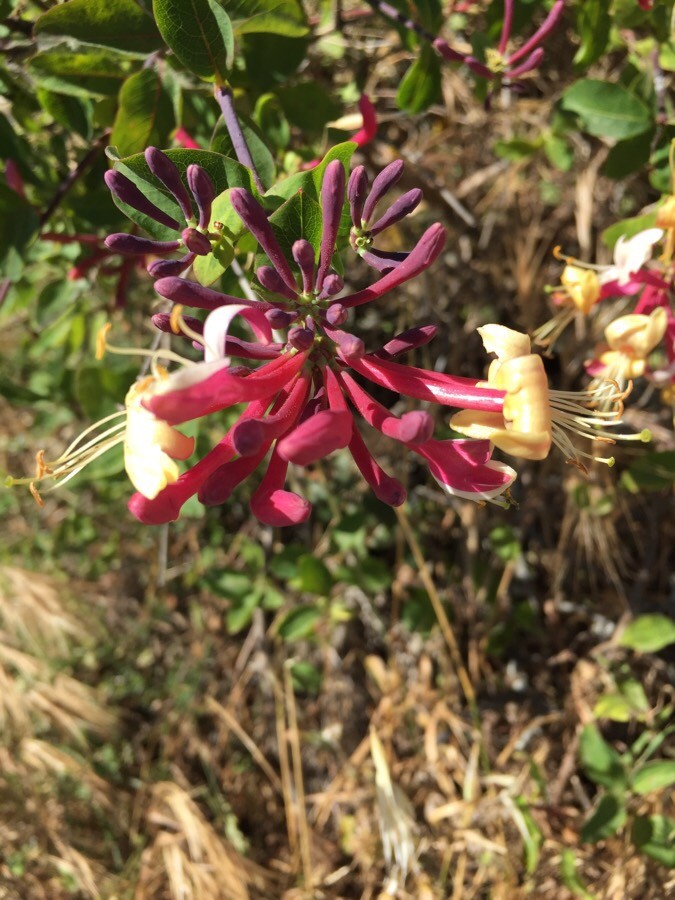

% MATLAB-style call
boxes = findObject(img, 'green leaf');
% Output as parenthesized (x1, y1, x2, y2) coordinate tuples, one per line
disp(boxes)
(580, 793, 627, 844)
(396, 46, 441, 114)
(573, 0, 611, 70)
(579, 724, 627, 789)
(632, 815, 675, 867)
(29, 48, 137, 99)
(0, 184, 38, 266)
(632, 761, 675, 796)
(543, 134, 573, 171)
(152, 0, 234, 82)
(36, 89, 92, 140)
(112, 148, 255, 239)
(254, 93, 290, 151)
(73, 364, 134, 419)
(619, 614, 675, 653)
(277, 82, 341, 136)
(561, 80, 652, 140)
(290, 555, 333, 595)
(226, 586, 265, 633)
(494, 137, 541, 162)
(226, 0, 308, 36)
(110, 69, 174, 158)
(602, 129, 654, 179)
(602, 211, 659, 249)
(192, 237, 234, 286)
(34, 0, 162, 54)
(278, 605, 323, 640)
(267, 191, 323, 262)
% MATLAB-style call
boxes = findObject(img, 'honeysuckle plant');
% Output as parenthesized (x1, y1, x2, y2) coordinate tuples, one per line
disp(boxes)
(4, 0, 674, 530)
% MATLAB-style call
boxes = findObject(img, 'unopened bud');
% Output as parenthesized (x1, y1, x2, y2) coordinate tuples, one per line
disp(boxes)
(145, 147, 193, 221)
(181, 227, 212, 255)
(187, 164, 216, 229)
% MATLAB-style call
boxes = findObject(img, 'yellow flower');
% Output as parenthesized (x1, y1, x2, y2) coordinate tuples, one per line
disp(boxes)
(560, 265, 601, 314)
(451, 324, 650, 471)
(592, 308, 668, 381)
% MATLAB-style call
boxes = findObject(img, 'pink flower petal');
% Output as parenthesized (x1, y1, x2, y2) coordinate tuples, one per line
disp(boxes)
(277, 409, 353, 466)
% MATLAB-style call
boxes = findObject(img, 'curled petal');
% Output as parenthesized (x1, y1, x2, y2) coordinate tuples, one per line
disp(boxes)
(415, 439, 517, 506)
(202, 304, 273, 362)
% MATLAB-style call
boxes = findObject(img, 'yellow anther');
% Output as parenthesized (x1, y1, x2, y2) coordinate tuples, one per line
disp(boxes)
(96, 323, 111, 360)
(170, 304, 184, 335)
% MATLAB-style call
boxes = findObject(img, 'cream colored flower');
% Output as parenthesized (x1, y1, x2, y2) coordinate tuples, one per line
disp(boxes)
(592, 308, 668, 381)
(451, 325, 650, 471)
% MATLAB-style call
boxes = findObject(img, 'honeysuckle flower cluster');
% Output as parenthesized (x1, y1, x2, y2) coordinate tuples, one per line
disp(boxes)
(368, 0, 565, 88)
(11, 149, 658, 523)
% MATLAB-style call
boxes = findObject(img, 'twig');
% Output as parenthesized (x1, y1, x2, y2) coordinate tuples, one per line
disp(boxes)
(39, 131, 111, 228)
(215, 85, 265, 195)
(284, 662, 313, 889)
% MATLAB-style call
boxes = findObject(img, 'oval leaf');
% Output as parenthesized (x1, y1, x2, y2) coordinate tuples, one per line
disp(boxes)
(35, 0, 162, 54)
(152, 0, 234, 82)
(632, 761, 675, 796)
(561, 79, 652, 141)
(619, 614, 675, 653)
(110, 69, 174, 158)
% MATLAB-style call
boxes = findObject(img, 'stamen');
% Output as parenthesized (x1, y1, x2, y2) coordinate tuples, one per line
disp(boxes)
(30, 482, 44, 507)
(552, 245, 605, 272)
(97, 323, 195, 370)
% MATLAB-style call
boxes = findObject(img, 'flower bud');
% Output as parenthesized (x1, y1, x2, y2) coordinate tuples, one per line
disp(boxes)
(369, 189, 423, 237)
(362, 159, 404, 225)
(181, 227, 212, 256)
(348, 165, 369, 227)
(105, 234, 181, 256)
(145, 147, 193, 221)
(288, 326, 315, 351)
(104, 170, 180, 231)
(325, 303, 347, 326)
(187, 164, 216, 229)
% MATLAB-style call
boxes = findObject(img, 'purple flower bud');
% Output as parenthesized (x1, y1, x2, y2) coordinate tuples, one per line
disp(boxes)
(145, 147, 194, 221)
(316, 160, 346, 293)
(146, 253, 195, 278)
(506, 48, 545, 80)
(348, 165, 369, 227)
(369, 189, 423, 237)
(292, 239, 315, 294)
(231, 419, 266, 457)
(288, 326, 315, 351)
(181, 227, 212, 256)
(324, 325, 365, 360)
(318, 273, 343, 300)
(154, 276, 268, 311)
(362, 159, 404, 225)
(230, 189, 297, 293)
(378, 324, 438, 359)
(104, 170, 180, 231)
(256, 265, 298, 302)
(152, 311, 204, 337)
(187, 164, 216, 229)
(325, 303, 347, 326)
(105, 234, 181, 256)
(265, 308, 298, 329)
